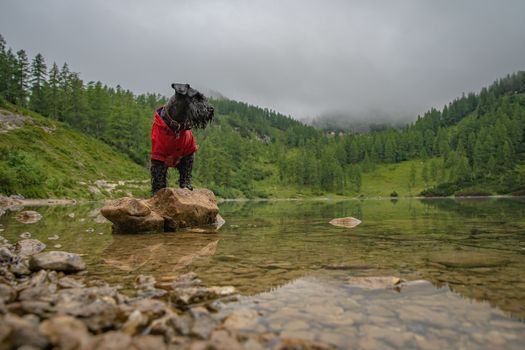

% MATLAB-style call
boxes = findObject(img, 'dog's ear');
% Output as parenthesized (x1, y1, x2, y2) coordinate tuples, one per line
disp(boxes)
(171, 83, 190, 95)
(186, 86, 202, 98)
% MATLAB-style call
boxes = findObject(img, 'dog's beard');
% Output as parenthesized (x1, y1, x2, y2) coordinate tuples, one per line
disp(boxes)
(187, 98, 214, 129)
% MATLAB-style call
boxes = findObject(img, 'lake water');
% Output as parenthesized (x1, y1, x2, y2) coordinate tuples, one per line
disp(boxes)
(2, 197, 525, 349)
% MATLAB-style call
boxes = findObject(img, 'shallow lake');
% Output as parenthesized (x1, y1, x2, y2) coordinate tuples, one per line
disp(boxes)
(2, 197, 525, 349)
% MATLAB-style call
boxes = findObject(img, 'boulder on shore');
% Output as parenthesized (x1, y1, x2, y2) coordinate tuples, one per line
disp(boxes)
(100, 188, 220, 234)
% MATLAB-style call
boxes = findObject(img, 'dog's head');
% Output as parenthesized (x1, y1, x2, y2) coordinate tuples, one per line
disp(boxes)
(164, 83, 214, 130)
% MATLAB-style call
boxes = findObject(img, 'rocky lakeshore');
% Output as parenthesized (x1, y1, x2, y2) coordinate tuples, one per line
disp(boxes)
(0, 236, 335, 350)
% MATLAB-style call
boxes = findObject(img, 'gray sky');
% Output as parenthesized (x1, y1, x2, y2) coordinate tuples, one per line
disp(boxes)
(1, 0, 524, 122)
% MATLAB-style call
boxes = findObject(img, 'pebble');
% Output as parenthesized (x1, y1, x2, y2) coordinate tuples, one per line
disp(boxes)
(20, 232, 32, 239)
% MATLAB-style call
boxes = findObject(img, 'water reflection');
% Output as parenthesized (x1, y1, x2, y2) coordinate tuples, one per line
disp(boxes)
(1, 197, 525, 320)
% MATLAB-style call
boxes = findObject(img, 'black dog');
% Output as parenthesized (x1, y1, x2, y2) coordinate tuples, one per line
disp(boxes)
(150, 84, 214, 195)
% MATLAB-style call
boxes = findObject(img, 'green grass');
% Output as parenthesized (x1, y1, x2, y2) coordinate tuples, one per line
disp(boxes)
(0, 103, 149, 199)
(361, 159, 441, 197)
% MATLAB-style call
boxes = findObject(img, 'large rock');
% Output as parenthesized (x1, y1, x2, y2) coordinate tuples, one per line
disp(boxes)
(100, 197, 164, 234)
(100, 188, 220, 234)
(29, 251, 86, 272)
(148, 188, 219, 230)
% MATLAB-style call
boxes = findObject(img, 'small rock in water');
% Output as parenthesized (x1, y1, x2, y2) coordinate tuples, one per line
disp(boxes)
(347, 276, 403, 289)
(53, 244, 62, 249)
(215, 214, 226, 230)
(20, 232, 32, 239)
(222, 308, 260, 330)
(329, 217, 362, 228)
(15, 239, 46, 257)
(67, 213, 75, 219)
(97, 232, 104, 235)
(29, 251, 86, 272)
(85, 228, 94, 233)
(48, 234, 60, 241)
(15, 210, 43, 224)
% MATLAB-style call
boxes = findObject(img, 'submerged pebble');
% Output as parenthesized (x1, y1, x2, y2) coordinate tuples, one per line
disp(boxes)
(15, 211, 43, 224)
(20, 232, 32, 239)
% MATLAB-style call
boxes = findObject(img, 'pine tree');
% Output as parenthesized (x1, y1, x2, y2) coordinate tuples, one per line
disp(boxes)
(43, 62, 61, 119)
(29, 53, 47, 113)
(0, 34, 9, 98)
(3, 49, 17, 103)
(14, 49, 30, 106)
(58, 62, 71, 121)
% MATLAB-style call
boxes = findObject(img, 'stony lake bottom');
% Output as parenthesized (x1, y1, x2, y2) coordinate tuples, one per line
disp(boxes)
(1, 197, 525, 349)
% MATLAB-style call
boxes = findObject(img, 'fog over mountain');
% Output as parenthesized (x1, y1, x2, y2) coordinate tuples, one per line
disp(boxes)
(1, 0, 524, 124)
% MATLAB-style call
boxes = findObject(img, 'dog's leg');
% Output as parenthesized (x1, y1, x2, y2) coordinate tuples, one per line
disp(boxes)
(151, 159, 168, 196)
(177, 153, 194, 191)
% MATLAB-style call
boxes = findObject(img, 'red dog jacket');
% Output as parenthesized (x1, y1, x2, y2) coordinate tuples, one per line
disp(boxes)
(151, 108, 197, 167)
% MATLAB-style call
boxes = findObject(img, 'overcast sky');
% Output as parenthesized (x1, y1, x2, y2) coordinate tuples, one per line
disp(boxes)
(1, 0, 524, 122)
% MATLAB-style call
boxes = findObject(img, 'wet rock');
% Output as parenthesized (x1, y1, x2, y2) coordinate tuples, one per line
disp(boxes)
(171, 286, 236, 306)
(100, 197, 164, 234)
(39, 315, 92, 350)
(223, 308, 260, 330)
(58, 276, 86, 289)
(29, 251, 86, 272)
(20, 300, 55, 317)
(15, 238, 46, 257)
(131, 334, 168, 350)
(0, 283, 16, 302)
(9, 260, 31, 276)
(147, 188, 219, 231)
(135, 274, 156, 290)
(214, 214, 226, 230)
(122, 298, 167, 320)
(19, 231, 32, 239)
(0, 246, 15, 263)
(190, 307, 217, 339)
(15, 210, 43, 224)
(0, 313, 50, 349)
(206, 329, 244, 350)
(329, 217, 361, 228)
(347, 276, 403, 289)
(131, 275, 166, 298)
(101, 188, 221, 233)
(278, 337, 336, 350)
(122, 309, 149, 336)
(18, 281, 57, 302)
(48, 234, 60, 240)
(147, 311, 189, 339)
(89, 331, 133, 350)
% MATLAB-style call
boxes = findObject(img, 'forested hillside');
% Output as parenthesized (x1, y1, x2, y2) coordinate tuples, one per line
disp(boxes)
(1, 34, 524, 198)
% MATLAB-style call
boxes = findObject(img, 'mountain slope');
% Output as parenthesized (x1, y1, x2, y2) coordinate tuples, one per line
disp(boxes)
(0, 103, 149, 198)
